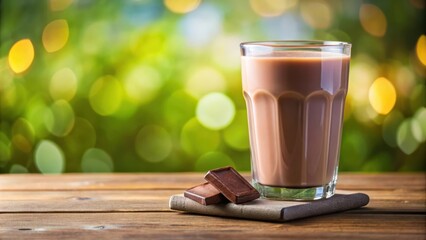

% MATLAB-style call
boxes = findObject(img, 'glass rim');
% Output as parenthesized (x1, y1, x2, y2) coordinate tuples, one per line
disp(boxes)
(240, 40, 351, 48)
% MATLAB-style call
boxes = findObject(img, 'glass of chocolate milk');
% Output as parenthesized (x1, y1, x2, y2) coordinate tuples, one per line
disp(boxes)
(240, 41, 351, 200)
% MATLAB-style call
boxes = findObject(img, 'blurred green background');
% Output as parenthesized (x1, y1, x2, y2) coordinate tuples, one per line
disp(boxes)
(0, 0, 425, 174)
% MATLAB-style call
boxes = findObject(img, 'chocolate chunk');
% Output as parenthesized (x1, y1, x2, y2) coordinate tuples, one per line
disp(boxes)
(184, 182, 228, 205)
(204, 166, 260, 204)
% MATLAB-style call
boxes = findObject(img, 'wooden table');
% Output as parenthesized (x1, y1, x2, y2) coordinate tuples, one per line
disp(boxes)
(0, 173, 425, 239)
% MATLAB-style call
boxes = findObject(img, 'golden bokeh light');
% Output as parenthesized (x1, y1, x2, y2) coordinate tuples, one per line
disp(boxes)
(185, 66, 226, 98)
(49, 0, 73, 11)
(415, 35, 426, 66)
(347, 56, 378, 105)
(8, 39, 35, 74)
(359, 4, 387, 37)
(250, 0, 297, 17)
(300, 0, 332, 29)
(369, 77, 397, 115)
(42, 19, 69, 53)
(164, 0, 201, 14)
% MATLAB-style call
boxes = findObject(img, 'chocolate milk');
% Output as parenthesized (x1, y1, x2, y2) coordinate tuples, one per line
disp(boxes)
(242, 51, 350, 188)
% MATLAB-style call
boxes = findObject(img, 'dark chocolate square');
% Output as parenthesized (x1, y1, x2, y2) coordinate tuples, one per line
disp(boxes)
(184, 182, 228, 205)
(204, 166, 260, 204)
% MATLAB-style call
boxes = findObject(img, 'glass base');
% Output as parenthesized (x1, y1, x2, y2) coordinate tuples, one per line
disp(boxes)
(253, 179, 336, 201)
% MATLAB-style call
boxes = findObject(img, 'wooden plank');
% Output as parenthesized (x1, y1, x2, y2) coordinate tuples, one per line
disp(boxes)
(337, 173, 426, 190)
(0, 189, 424, 213)
(0, 212, 424, 240)
(0, 173, 424, 191)
(0, 173, 201, 190)
(0, 190, 173, 212)
(0, 173, 424, 239)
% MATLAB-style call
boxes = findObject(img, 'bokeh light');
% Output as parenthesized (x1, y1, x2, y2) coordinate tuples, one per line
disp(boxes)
(164, 0, 201, 14)
(249, 0, 297, 17)
(362, 152, 393, 172)
(0, 1, 424, 174)
(185, 66, 226, 98)
(300, 0, 332, 29)
(211, 35, 242, 70)
(42, 19, 69, 53)
(368, 77, 397, 115)
(196, 92, 236, 130)
(359, 4, 387, 37)
(223, 110, 250, 151)
(163, 90, 197, 128)
(135, 125, 173, 163)
(49, 0, 73, 11)
(11, 118, 35, 153)
(397, 119, 420, 155)
(8, 39, 34, 74)
(411, 118, 423, 143)
(63, 117, 96, 156)
(181, 118, 220, 156)
(9, 164, 28, 173)
(81, 21, 109, 55)
(81, 148, 114, 172)
(409, 85, 426, 112)
(0, 82, 28, 121)
(124, 66, 162, 105)
(24, 97, 49, 138)
(50, 68, 78, 101)
(0, 58, 14, 91)
(89, 75, 123, 116)
(395, 66, 416, 98)
(348, 56, 378, 103)
(179, 3, 222, 48)
(416, 35, 426, 66)
(35, 140, 65, 174)
(44, 100, 75, 137)
(414, 107, 426, 143)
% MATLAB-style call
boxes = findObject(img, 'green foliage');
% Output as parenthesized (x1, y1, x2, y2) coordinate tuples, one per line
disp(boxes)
(0, 0, 425, 173)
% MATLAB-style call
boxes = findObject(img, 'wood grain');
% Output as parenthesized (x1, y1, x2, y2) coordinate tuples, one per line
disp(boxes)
(0, 189, 424, 213)
(0, 173, 424, 239)
(0, 212, 424, 240)
(0, 173, 424, 190)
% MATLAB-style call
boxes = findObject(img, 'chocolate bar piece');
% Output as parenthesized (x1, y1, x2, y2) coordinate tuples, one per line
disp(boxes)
(184, 182, 227, 205)
(204, 166, 260, 204)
